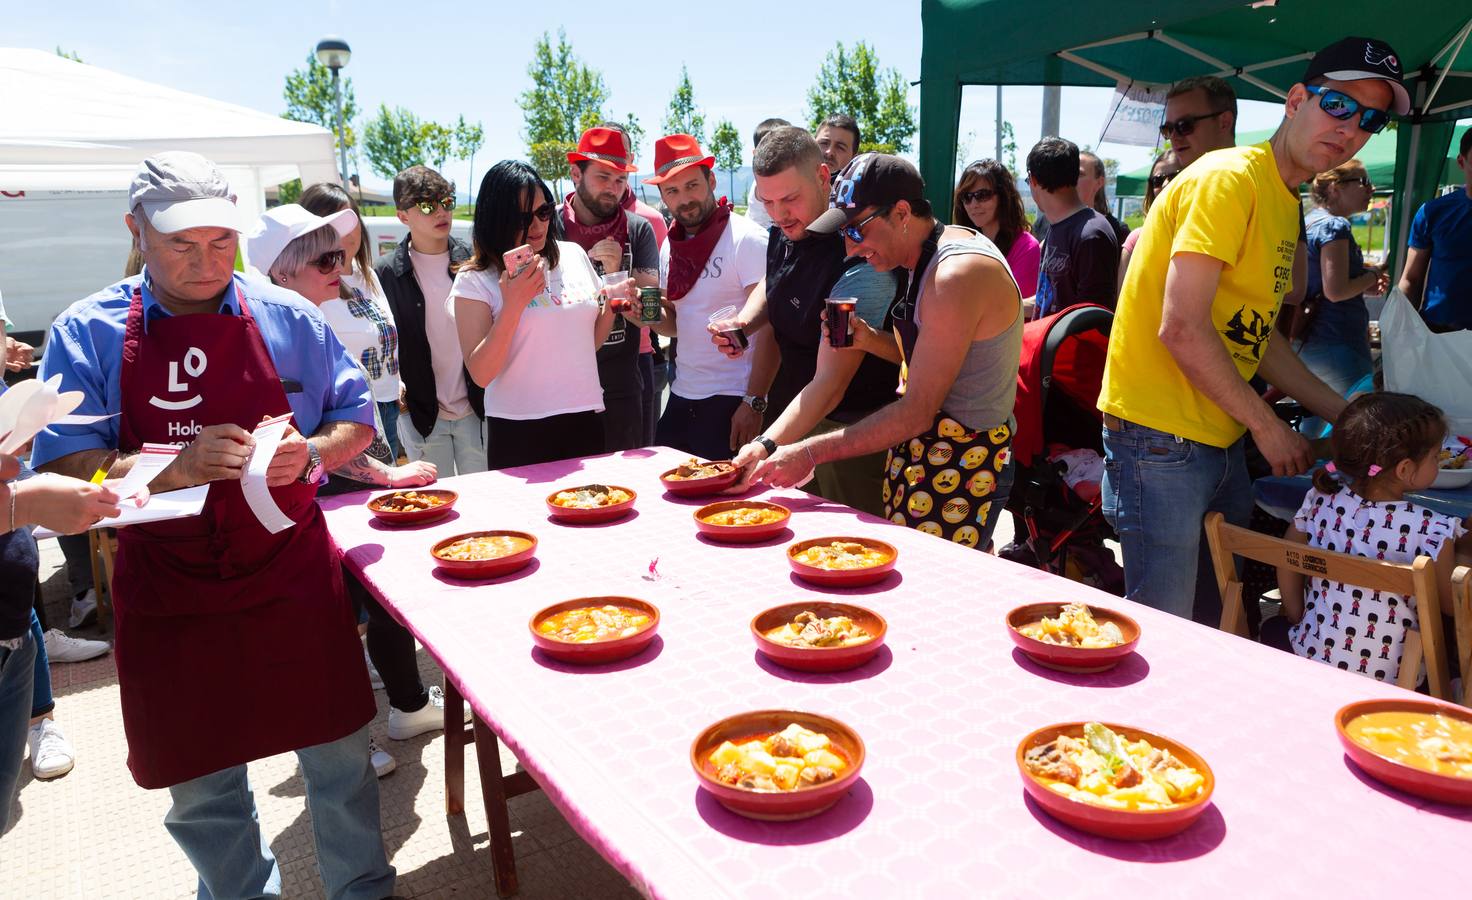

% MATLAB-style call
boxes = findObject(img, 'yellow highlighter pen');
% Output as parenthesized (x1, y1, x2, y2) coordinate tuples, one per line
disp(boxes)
(90, 450, 119, 485)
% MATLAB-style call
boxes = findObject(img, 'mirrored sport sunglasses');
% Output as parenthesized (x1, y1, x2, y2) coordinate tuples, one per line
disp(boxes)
(840, 207, 889, 244)
(960, 188, 998, 204)
(311, 249, 346, 274)
(520, 202, 554, 229)
(1305, 85, 1390, 134)
(1158, 111, 1223, 138)
(410, 197, 456, 215)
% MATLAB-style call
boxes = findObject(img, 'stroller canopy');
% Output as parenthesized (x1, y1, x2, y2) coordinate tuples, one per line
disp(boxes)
(1012, 304, 1113, 467)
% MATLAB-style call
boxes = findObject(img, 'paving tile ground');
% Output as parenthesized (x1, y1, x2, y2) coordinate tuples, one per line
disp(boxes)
(3, 537, 643, 899)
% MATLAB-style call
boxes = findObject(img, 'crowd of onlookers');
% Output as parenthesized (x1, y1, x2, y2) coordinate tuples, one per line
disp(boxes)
(5, 30, 1470, 898)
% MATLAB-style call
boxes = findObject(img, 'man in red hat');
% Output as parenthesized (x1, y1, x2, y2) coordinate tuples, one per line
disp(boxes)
(639, 134, 772, 459)
(559, 126, 660, 453)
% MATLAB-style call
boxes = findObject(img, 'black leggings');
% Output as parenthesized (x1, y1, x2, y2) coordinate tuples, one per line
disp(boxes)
(486, 411, 605, 470)
(344, 568, 427, 714)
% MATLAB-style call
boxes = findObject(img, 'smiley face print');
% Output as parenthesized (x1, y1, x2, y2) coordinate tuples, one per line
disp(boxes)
(908, 438, 925, 462)
(887, 453, 904, 480)
(907, 490, 934, 518)
(952, 525, 980, 547)
(903, 463, 927, 486)
(926, 441, 954, 467)
(989, 423, 1012, 444)
(960, 445, 989, 470)
(937, 417, 968, 440)
(932, 467, 961, 494)
(916, 520, 944, 537)
(967, 470, 996, 498)
(940, 496, 970, 524)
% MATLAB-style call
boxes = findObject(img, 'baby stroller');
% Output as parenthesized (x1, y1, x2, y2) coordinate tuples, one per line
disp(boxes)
(1000, 303, 1124, 594)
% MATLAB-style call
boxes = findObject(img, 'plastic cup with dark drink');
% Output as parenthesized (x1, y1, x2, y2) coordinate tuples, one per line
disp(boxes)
(638, 287, 663, 324)
(602, 271, 631, 313)
(708, 305, 748, 352)
(825, 297, 858, 348)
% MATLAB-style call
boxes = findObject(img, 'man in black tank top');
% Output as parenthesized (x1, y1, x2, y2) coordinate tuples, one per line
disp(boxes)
(747, 153, 1024, 550)
(708, 127, 900, 516)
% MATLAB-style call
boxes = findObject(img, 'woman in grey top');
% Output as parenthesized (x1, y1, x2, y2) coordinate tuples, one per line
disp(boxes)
(749, 153, 1022, 549)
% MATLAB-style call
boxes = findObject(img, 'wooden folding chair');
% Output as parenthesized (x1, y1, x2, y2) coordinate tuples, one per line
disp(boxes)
(1204, 511, 1453, 699)
(1451, 567, 1472, 706)
(86, 528, 118, 629)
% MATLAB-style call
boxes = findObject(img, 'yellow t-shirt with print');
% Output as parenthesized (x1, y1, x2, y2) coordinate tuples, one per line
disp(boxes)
(1099, 141, 1300, 448)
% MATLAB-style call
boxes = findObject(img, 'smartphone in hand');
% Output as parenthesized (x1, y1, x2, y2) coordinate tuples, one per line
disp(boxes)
(503, 245, 535, 279)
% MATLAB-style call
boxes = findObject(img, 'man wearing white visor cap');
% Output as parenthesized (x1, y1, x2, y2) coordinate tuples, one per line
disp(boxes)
(30, 151, 394, 899)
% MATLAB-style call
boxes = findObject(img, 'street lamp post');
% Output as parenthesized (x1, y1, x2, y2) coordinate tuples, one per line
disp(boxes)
(315, 36, 352, 186)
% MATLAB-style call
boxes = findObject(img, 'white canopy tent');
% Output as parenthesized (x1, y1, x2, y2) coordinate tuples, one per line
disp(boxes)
(0, 48, 338, 221)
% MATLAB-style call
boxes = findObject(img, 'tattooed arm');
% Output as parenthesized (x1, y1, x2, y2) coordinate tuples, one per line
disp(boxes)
(330, 433, 436, 487)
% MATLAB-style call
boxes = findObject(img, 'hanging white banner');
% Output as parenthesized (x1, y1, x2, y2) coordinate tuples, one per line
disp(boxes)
(1099, 81, 1168, 148)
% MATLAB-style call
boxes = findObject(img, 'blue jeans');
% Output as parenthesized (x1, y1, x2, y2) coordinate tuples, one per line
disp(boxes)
(1101, 418, 1253, 624)
(1295, 338, 1373, 438)
(0, 631, 37, 833)
(164, 724, 393, 900)
(376, 400, 402, 459)
(656, 393, 743, 461)
(29, 609, 52, 718)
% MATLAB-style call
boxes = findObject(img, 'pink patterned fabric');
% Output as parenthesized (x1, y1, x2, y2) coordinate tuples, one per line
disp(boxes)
(321, 449, 1471, 898)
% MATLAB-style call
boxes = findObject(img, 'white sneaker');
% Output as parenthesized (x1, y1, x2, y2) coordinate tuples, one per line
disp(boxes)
(42, 629, 110, 664)
(387, 685, 471, 740)
(369, 738, 396, 777)
(68, 590, 98, 629)
(363, 639, 384, 690)
(28, 718, 75, 779)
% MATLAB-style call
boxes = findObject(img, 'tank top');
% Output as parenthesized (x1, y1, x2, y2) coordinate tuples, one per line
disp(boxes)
(896, 225, 1022, 432)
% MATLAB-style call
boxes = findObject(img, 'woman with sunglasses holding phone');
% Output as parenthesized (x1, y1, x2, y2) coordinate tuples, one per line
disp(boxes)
(1296, 161, 1388, 437)
(952, 159, 1040, 299)
(1117, 150, 1180, 293)
(453, 160, 620, 469)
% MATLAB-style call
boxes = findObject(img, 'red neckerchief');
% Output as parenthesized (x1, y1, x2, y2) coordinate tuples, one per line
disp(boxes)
(560, 191, 628, 252)
(665, 199, 731, 301)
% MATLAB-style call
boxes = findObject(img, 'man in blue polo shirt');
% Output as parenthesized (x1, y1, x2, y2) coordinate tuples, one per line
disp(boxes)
(31, 152, 394, 900)
(1400, 129, 1472, 331)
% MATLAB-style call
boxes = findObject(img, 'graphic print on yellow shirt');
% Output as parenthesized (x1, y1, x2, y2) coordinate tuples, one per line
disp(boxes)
(1098, 141, 1301, 448)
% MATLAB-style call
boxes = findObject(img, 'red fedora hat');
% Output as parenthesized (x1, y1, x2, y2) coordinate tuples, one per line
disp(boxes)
(643, 134, 715, 185)
(566, 127, 637, 173)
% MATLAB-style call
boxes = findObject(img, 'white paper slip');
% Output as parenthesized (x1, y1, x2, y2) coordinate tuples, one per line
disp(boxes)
(33, 484, 210, 539)
(109, 442, 179, 501)
(241, 414, 295, 534)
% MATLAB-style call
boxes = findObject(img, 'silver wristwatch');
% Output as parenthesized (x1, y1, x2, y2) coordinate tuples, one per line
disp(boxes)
(298, 441, 324, 484)
(744, 394, 769, 414)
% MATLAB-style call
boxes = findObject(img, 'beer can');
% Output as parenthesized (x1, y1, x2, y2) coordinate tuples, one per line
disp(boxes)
(638, 287, 663, 323)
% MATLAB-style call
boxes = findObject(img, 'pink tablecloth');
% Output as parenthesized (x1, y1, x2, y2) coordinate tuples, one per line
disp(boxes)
(322, 448, 1470, 898)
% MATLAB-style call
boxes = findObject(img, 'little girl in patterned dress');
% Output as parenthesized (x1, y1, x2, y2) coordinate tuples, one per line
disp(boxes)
(1262, 393, 1464, 684)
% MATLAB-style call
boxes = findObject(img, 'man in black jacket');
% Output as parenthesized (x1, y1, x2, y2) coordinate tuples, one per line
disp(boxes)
(375, 166, 485, 474)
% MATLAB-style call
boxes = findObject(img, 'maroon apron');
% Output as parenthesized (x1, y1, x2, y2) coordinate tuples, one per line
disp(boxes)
(112, 285, 373, 789)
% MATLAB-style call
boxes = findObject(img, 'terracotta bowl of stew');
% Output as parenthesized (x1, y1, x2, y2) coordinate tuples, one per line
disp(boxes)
(529, 597, 660, 664)
(1005, 603, 1141, 674)
(1336, 698, 1472, 806)
(1016, 721, 1215, 841)
(693, 500, 791, 544)
(545, 485, 638, 524)
(367, 488, 458, 525)
(430, 530, 537, 579)
(691, 709, 866, 821)
(750, 602, 887, 672)
(786, 536, 898, 588)
(659, 460, 742, 496)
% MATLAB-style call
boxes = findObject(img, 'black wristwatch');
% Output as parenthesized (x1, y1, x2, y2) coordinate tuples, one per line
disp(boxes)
(744, 394, 768, 414)
(753, 435, 778, 457)
(298, 441, 324, 484)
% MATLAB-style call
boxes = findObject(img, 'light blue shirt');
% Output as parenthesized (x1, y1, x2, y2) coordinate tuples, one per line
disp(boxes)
(30, 271, 374, 469)
(833, 262, 899, 329)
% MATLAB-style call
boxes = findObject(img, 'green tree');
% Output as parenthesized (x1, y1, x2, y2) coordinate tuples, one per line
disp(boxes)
(518, 29, 609, 152)
(362, 105, 427, 181)
(661, 65, 706, 144)
(1001, 121, 1019, 175)
(612, 113, 645, 161)
(710, 119, 743, 201)
(282, 53, 360, 159)
(805, 42, 916, 153)
(454, 116, 485, 205)
(419, 121, 454, 169)
(530, 141, 577, 194)
(55, 47, 83, 63)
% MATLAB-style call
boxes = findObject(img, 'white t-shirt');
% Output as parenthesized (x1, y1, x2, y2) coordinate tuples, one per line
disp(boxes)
(328, 270, 400, 403)
(745, 183, 774, 229)
(408, 247, 472, 420)
(450, 241, 604, 420)
(659, 212, 769, 400)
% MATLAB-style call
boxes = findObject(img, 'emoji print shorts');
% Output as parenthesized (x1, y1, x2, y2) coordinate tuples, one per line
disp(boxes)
(883, 412, 1014, 549)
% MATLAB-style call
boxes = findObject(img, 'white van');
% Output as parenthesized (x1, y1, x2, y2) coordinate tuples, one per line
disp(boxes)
(0, 195, 472, 346)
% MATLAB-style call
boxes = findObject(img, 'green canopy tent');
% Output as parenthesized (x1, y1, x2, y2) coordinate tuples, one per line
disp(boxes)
(919, 0, 1472, 274)
(1115, 124, 1470, 195)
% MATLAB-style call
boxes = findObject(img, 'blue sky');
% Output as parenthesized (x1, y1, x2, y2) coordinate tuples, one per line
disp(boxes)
(10, 0, 1291, 192)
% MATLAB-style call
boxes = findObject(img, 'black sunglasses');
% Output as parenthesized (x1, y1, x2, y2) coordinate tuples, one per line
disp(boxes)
(1338, 176, 1374, 189)
(311, 249, 346, 274)
(1159, 111, 1224, 138)
(410, 197, 456, 215)
(960, 188, 998, 204)
(1306, 85, 1390, 134)
(520, 202, 554, 230)
(1149, 171, 1180, 190)
(840, 207, 889, 244)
